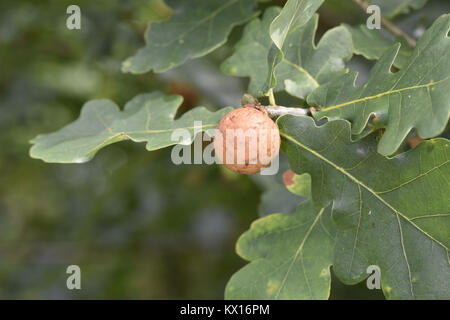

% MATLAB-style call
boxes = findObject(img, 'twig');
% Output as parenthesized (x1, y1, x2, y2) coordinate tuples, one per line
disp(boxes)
(352, 0, 416, 48)
(241, 93, 308, 118)
(264, 105, 308, 118)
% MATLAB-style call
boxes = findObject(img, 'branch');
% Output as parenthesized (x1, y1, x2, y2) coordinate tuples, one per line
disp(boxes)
(264, 105, 308, 118)
(241, 94, 309, 118)
(352, 0, 416, 48)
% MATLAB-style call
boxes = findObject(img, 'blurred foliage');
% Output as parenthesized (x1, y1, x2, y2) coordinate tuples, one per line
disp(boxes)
(0, 0, 261, 299)
(0, 0, 446, 299)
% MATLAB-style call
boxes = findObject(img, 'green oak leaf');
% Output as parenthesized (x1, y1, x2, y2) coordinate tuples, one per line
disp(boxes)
(221, 7, 281, 97)
(29, 92, 231, 163)
(264, 0, 326, 95)
(369, 0, 428, 19)
(226, 200, 335, 299)
(136, 0, 173, 24)
(309, 14, 450, 156)
(343, 24, 412, 69)
(122, 0, 267, 74)
(283, 170, 312, 198)
(273, 14, 352, 98)
(258, 183, 305, 217)
(269, 0, 324, 50)
(258, 171, 311, 217)
(222, 10, 352, 99)
(278, 115, 450, 299)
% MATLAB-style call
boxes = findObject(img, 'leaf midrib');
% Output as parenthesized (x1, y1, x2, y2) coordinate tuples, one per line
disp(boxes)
(32, 124, 218, 160)
(318, 76, 450, 112)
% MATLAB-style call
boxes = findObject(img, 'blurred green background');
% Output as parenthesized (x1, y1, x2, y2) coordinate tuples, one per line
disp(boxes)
(0, 0, 446, 299)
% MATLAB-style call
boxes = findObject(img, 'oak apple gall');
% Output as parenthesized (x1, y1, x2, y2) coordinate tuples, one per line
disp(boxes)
(214, 105, 280, 174)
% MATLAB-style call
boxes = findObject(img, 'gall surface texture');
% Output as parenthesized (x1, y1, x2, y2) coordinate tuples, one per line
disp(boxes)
(214, 106, 280, 174)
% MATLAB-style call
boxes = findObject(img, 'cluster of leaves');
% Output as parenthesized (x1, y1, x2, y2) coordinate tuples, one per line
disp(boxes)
(30, 0, 449, 299)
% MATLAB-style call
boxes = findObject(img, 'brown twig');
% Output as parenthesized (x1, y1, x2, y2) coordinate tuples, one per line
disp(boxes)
(352, 0, 417, 48)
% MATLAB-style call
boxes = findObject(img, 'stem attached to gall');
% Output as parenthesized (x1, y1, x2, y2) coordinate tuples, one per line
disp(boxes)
(241, 93, 309, 119)
(264, 105, 309, 118)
